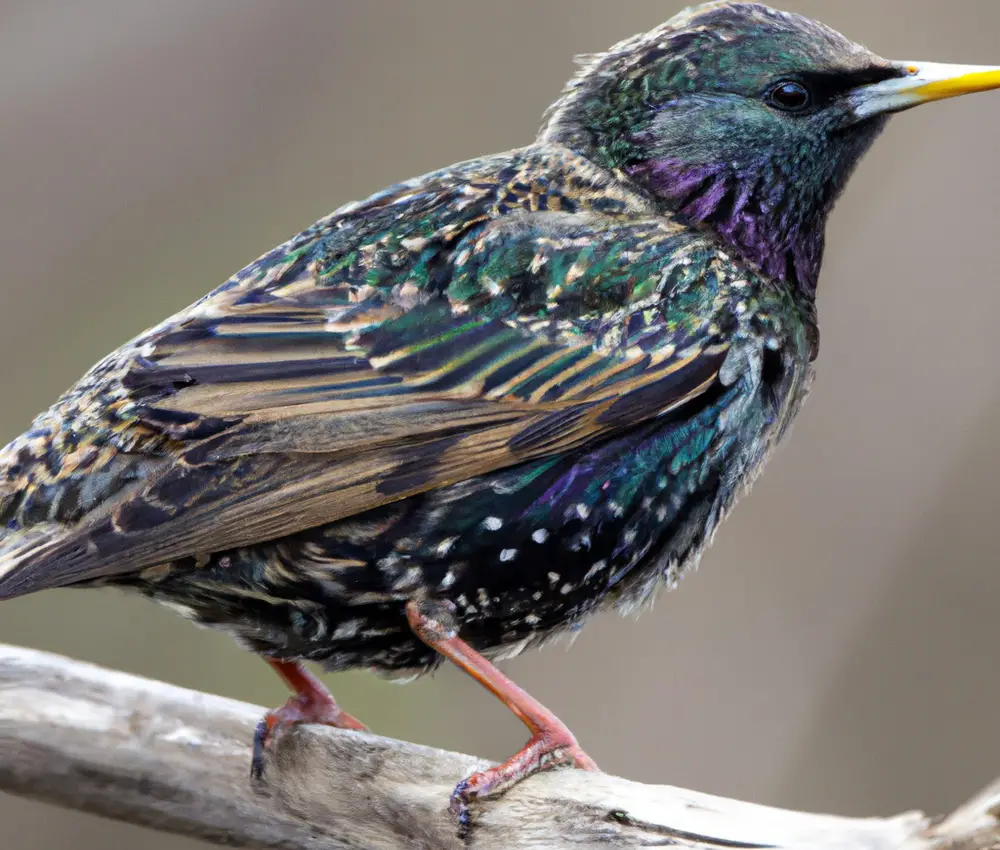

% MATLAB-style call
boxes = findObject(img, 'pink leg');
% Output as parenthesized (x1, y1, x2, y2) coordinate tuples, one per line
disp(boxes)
(251, 658, 367, 779)
(405, 599, 598, 833)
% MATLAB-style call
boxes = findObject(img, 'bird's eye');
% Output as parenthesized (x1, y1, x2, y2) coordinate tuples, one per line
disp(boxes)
(766, 81, 812, 113)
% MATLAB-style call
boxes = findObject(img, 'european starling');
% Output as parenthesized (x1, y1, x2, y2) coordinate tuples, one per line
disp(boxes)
(1, 0, 997, 831)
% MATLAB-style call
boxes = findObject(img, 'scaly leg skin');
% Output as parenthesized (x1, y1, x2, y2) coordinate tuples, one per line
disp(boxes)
(405, 599, 599, 836)
(250, 658, 368, 780)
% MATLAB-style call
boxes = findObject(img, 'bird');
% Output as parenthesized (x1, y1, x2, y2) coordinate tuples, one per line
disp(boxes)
(1, 0, 998, 833)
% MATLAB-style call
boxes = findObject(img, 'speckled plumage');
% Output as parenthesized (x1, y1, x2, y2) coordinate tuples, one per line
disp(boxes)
(0, 142, 810, 672)
(2, 0, 997, 828)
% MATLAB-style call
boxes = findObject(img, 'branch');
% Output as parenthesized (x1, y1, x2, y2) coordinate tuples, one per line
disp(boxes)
(0, 644, 996, 850)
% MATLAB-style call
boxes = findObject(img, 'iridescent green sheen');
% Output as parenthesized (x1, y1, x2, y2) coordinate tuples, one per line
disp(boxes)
(0, 0, 935, 661)
(0, 0, 990, 824)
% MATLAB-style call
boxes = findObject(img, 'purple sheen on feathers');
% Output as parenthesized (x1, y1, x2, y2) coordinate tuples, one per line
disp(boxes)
(627, 158, 825, 294)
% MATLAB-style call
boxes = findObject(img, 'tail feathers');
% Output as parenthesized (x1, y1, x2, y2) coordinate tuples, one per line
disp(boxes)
(0, 524, 83, 600)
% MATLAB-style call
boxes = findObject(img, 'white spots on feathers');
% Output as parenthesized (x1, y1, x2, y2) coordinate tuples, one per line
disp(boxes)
(500, 548, 518, 562)
(400, 236, 429, 252)
(584, 559, 608, 582)
(377, 553, 403, 572)
(532, 528, 549, 544)
(662, 559, 685, 591)
(488, 636, 533, 662)
(483, 516, 503, 531)
(392, 566, 423, 592)
(483, 277, 503, 296)
(332, 619, 362, 641)
(159, 601, 197, 620)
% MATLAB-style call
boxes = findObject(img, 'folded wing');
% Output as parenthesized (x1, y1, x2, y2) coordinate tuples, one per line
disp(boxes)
(0, 186, 737, 597)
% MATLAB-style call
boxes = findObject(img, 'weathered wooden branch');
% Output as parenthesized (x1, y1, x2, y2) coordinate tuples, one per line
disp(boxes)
(0, 644, 996, 849)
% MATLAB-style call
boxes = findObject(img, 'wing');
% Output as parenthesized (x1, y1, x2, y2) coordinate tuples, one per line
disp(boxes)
(0, 156, 747, 597)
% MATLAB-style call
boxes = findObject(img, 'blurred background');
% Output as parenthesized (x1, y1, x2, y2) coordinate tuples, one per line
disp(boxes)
(1, 1, 999, 847)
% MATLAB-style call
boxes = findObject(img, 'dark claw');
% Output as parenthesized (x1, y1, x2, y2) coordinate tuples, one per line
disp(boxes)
(449, 779, 474, 839)
(248, 659, 369, 784)
(250, 717, 270, 781)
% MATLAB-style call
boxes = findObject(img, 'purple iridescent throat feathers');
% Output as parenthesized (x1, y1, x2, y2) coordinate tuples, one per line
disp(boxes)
(625, 157, 828, 295)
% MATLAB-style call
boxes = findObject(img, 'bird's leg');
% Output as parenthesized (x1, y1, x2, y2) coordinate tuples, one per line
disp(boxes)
(405, 598, 598, 834)
(250, 658, 367, 779)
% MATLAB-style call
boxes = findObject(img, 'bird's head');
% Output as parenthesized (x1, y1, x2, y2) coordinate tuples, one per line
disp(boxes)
(541, 1, 1000, 296)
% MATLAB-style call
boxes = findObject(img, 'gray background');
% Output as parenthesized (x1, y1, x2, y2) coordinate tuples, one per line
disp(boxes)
(1, 1, 998, 847)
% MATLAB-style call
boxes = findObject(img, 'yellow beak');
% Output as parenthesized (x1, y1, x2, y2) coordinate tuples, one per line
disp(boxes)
(852, 61, 1000, 119)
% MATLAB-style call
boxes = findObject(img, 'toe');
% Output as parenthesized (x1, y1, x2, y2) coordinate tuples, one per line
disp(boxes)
(568, 747, 599, 771)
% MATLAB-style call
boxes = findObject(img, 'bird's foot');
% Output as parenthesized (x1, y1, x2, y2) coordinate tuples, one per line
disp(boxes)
(450, 728, 598, 837)
(251, 658, 367, 780)
(404, 598, 599, 837)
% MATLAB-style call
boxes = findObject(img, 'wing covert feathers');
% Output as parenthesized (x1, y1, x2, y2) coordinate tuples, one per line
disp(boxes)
(0, 146, 784, 598)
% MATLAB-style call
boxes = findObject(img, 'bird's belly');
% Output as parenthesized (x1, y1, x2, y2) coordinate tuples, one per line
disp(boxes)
(127, 384, 773, 676)
(135, 483, 726, 678)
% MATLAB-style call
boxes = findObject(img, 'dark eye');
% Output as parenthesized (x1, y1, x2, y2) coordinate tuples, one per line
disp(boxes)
(766, 81, 812, 112)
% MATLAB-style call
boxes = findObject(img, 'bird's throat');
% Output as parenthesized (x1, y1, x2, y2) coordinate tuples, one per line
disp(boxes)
(626, 158, 825, 298)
